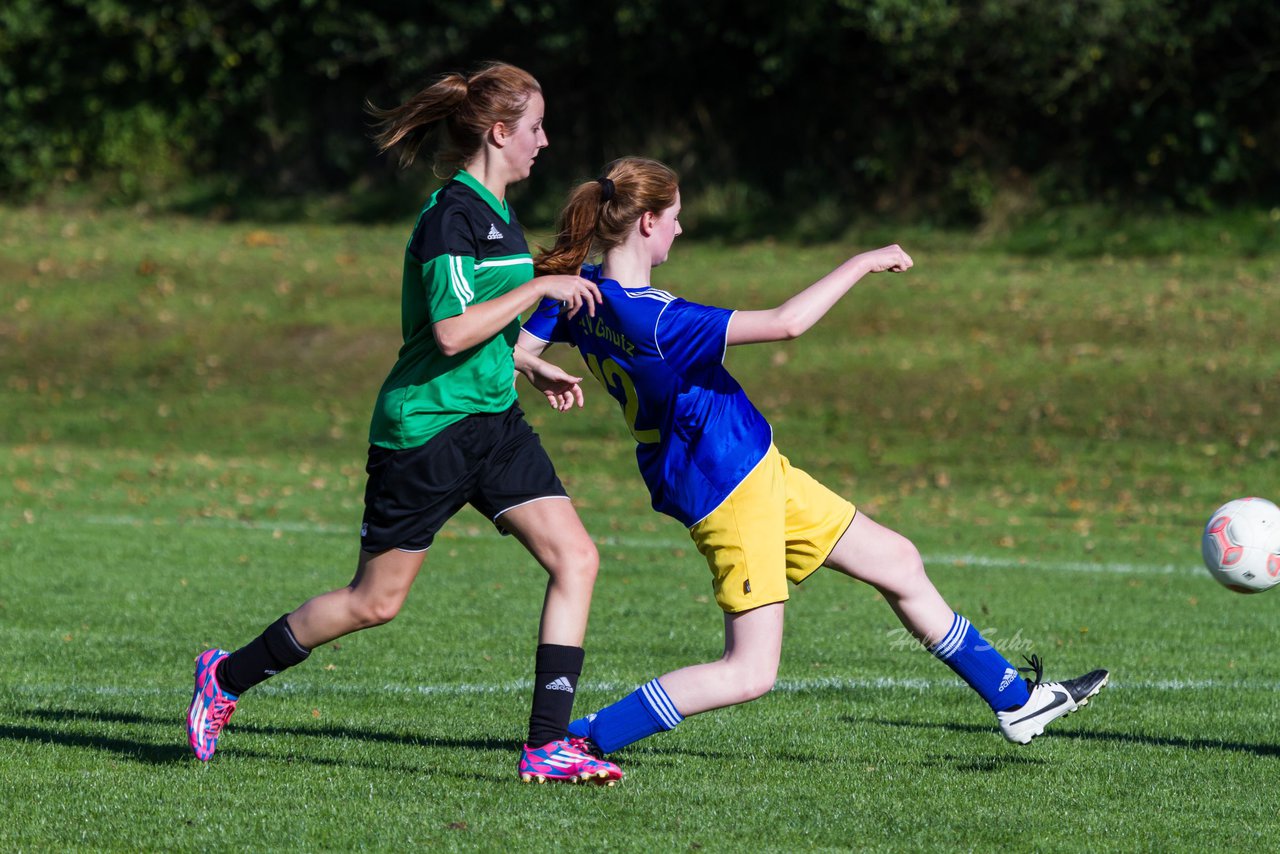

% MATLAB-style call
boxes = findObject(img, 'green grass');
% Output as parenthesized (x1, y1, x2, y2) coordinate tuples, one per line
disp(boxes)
(2, 205, 1279, 851)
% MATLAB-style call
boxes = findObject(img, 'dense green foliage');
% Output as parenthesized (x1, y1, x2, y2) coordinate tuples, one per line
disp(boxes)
(3, 1, 1278, 224)
(2, 207, 1279, 850)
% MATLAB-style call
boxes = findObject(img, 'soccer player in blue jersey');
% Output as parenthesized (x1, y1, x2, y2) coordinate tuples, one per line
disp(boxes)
(186, 63, 622, 785)
(518, 157, 1109, 759)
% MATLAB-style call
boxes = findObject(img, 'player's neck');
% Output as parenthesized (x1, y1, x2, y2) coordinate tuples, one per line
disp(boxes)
(601, 245, 652, 289)
(461, 151, 511, 202)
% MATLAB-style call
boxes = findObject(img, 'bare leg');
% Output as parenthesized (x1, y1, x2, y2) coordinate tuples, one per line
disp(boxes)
(822, 512, 954, 646)
(286, 547, 427, 649)
(652, 602, 786, 716)
(289, 494, 598, 651)
(500, 497, 614, 754)
(499, 497, 599, 646)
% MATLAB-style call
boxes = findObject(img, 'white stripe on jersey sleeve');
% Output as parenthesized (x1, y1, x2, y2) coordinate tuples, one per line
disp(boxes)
(475, 257, 532, 270)
(652, 300, 672, 362)
(449, 255, 474, 305)
(620, 287, 675, 303)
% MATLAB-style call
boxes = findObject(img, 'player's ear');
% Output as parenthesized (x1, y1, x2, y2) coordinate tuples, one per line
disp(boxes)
(489, 122, 509, 147)
(639, 211, 655, 236)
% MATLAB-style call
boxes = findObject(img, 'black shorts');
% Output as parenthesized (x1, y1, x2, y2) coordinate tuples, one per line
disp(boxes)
(359, 403, 568, 553)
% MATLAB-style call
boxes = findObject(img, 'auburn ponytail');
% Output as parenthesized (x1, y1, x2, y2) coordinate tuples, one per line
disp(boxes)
(535, 181, 611, 276)
(535, 158, 680, 276)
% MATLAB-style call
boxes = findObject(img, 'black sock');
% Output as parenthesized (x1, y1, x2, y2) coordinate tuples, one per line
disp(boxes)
(526, 643, 585, 747)
(217, 614, 311, 696)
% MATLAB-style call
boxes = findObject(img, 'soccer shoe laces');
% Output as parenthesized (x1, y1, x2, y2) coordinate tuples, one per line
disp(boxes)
(567, 735, 606, 758)
(1017, 654, 1045, 691)
(205, 693, 237, 732)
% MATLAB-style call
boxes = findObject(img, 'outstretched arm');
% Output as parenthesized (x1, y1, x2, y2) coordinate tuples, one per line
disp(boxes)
(725, 244, 912, 346)
(433, 274, 602, 356)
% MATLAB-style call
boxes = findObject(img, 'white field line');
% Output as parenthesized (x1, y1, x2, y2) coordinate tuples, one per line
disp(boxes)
(927, 552, 1200, 577)
(82, 514, 352, 536)
(79, 512, 1203, 578)
(6, 677, 1277, 700)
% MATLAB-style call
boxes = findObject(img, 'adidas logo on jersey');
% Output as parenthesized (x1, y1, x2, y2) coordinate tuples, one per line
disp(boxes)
(545, 676, 575, 693)
(486, 223, 504, 240)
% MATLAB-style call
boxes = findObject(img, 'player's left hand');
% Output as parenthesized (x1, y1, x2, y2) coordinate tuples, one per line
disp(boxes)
(525, 359, 586, 411)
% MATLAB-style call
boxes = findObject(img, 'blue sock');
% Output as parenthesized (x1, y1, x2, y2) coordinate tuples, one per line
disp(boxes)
(567, 678, 684, 753)
(930, 613, 1030, 712)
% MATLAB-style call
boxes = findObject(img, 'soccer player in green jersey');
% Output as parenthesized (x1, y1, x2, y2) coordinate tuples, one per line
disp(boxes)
(187, 63, 622, 785)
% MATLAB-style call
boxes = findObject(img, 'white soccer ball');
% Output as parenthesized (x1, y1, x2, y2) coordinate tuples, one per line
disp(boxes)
(1201, 497, 1280, 594)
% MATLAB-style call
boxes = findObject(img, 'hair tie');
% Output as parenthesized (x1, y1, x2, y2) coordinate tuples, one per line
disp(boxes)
(597, 177, 615, 202)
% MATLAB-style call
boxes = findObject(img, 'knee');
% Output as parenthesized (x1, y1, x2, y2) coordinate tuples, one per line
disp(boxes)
(725, 661, 778, 704)
(737, 671, 777, 703)
(871, 534, 927, 594)
(895, 537, 926, 580)
(549, 540, 599, 587)
(741, 671, 777, 703)
(348, 593, 403, 629)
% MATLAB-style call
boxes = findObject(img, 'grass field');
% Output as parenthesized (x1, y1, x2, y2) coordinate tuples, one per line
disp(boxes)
(2, 204, 1278, 851)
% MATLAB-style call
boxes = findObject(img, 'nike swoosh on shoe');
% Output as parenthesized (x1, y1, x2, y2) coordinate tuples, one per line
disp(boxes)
(1007, 689, 1070, 726)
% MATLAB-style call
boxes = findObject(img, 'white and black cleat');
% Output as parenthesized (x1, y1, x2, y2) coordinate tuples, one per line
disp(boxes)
(995, 655, 1109, 744)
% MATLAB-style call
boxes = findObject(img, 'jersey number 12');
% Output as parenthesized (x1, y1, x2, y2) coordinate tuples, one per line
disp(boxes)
(583, 353, 660, 444)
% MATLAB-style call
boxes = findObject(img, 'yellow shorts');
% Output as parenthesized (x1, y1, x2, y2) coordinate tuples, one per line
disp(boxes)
(689, 445, 856, 613)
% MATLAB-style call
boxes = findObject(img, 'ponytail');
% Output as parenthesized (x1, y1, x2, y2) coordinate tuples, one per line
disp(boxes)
(367, 73, 467, 170)
(535, 180, 612, 276)
(535, 158, 680, 276)
(367, 62, 542, 176)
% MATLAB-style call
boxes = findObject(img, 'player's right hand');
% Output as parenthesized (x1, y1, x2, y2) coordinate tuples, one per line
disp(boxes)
(857, 244, 913, 274)
(540, 275, 603, 318)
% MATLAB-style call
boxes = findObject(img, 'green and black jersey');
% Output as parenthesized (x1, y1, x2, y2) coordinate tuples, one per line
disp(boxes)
(369, 170, 535, 449)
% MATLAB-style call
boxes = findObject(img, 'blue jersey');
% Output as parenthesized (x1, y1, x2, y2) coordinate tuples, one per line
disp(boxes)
(522, 265, 772, 526)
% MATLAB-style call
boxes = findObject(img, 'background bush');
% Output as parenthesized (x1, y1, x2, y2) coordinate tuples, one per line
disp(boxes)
(2, 0, 1277, 226)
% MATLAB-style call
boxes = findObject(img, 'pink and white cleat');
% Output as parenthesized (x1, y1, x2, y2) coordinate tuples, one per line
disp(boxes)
(187, 648, 239, 761)
(518, 737, 623, 785)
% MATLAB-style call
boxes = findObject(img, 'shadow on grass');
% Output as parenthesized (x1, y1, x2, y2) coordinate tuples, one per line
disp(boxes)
(8, 706, 811, 769)
(862, 717, 1280, 758)
(5, 706, 513, 778)
(945, 754, 1046, 773)
(22, 706, 509, 749)
(0, 718, 507, 782)
(0, 720, 191, 764)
